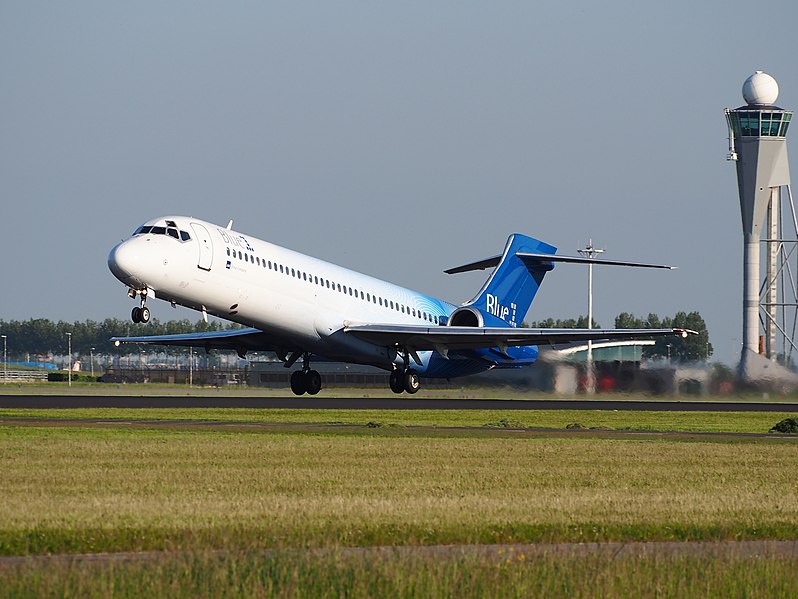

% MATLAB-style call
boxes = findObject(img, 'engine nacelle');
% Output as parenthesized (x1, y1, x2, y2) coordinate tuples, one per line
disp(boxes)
(448, 306, 484, 327)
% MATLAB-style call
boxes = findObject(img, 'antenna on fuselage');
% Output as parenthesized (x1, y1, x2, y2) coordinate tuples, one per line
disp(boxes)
(226, 220, 234, 230)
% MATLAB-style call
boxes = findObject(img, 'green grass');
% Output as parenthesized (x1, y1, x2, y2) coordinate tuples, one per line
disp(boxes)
(1, 425, 796, 557)
(2, 406, 797, 433)
(2, 547, 798, 598)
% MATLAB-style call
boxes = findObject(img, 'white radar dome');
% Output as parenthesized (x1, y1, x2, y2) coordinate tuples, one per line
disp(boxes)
(742, 70, 779, 105)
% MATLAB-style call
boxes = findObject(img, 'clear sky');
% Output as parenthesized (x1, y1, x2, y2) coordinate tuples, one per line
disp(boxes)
(1, 1, 796, 364)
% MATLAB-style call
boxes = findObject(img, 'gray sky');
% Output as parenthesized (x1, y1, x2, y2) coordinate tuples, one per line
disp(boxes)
(1, 1, 796, 364)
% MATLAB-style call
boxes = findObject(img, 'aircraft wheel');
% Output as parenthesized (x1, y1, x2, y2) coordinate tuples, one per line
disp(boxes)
(404, 369, 421, 394)
(389, 370, 404, 394)
(305, 370, 322, 395)
(140, 306, 150, 323)
(290, 370, 307, 395)
(131, 307, 142, 323)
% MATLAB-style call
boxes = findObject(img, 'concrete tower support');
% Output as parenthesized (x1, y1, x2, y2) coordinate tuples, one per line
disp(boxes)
(766, 188, 779, 359)
(725, 71, 794, 382)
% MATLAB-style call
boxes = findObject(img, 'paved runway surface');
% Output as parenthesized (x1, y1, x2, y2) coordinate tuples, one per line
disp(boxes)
(1, 395, 797, 411)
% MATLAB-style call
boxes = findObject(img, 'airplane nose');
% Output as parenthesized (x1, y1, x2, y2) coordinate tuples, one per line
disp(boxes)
(108, 240, 145, 287)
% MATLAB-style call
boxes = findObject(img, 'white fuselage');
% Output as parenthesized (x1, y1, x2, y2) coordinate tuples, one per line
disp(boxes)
(108, 216, 456, 371)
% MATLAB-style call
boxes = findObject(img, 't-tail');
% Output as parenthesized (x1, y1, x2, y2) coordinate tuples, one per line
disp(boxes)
(445, 233, 558, 328)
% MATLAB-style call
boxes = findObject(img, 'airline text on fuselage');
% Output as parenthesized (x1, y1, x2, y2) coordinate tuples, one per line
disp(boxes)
(218, 229, 255, 252)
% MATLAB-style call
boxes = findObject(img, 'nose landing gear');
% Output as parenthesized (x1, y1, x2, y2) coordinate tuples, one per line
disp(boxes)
(129, 288, 150, 323)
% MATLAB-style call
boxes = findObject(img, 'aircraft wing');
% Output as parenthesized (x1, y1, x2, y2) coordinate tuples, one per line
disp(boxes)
(111, 327, 288, 354)
(344, 324, 695, 353)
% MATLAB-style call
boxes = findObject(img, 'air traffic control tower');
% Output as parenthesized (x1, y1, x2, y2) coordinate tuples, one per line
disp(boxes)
(725, 71, 794, 382)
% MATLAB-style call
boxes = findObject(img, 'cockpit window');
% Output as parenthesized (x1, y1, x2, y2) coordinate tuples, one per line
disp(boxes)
(165, 220, 177, 227)
(133, 223, 191, 242)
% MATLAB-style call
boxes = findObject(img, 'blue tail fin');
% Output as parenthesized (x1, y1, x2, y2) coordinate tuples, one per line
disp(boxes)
(465, 234, 557, 327)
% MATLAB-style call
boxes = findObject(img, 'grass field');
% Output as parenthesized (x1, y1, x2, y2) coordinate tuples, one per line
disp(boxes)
(3, 546, 798, 598)
(1, 407, 796, 597)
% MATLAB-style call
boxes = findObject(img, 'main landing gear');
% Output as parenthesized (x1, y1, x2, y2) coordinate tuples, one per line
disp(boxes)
(129, 288, 150, 323)
(389, 368, 421, 394)
(288, 352, 322, 396)
(389, 348, 422, 394)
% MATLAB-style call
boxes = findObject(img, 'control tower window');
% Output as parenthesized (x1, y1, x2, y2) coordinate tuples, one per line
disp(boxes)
(761, 113, 780, 136)
(739, 112, 760, 136)
(730, 111, 792, 138)
(780, 114, 792, 137)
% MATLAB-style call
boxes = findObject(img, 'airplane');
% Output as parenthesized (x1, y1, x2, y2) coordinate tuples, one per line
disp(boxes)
(108, 216, 693, 395)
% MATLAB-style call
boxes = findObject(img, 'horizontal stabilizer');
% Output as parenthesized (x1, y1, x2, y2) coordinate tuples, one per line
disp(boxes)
(444, 255, 502, 274)
(517, 253, 676, 270)
(446, 253, 675, 274)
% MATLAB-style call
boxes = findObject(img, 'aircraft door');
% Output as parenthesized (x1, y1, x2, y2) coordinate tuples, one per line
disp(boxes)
(190, 223, 213, 271)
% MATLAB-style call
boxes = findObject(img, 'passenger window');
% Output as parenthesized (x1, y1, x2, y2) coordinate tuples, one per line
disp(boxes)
(227, 248, 231, 256)
(280, 265, 284, 273)
(303, 273, 307, 281)
(256, 257, 260, 265)
(366, 293, 370, 302)
(245, 254, 249, 262)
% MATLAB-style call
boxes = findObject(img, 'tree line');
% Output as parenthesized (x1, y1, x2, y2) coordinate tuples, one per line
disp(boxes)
(0, 318, 240, 357)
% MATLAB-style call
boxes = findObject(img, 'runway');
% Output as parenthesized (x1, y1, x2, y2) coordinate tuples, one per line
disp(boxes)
(1, 394, 797, 411)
